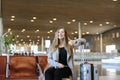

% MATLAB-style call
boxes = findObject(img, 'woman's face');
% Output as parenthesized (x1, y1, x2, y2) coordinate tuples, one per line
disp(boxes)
(58, 28, 65, 39)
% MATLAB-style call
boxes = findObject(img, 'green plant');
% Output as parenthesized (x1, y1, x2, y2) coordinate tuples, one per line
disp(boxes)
(1, 31, 16, 53)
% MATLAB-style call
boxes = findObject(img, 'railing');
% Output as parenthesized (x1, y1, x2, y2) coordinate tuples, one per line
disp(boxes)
(74, 53, 118, 61)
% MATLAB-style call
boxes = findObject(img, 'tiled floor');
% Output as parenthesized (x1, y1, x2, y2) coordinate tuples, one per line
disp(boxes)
(74, 60, 120, 80)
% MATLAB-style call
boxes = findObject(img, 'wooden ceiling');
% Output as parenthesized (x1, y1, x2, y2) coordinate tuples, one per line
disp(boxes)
(1, 0, 120, 44)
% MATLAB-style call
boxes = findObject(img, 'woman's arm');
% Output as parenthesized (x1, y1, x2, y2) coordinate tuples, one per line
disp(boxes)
(68, 38, 86, 47)
(47, 50, 64, 68)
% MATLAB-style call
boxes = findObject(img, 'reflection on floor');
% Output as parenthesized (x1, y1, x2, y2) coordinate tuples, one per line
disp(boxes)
(74, 60, 120, 80)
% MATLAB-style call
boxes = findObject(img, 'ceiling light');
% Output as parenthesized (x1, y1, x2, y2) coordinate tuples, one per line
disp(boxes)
(49, 20, 53, 23)
(82, 33, 85, 35)
(75, 31, 78, 34)
(8, 28, 11, 31)
(16, 41, 19, 43)
(84, 23, 87, 25)
(113, 25, 117, 27)
(53, 18, 57, 21)
(113, 0, 118, 1)
(5, 35, 8, 37)
(10, 19, 14, 21)
(21, 39, 23, 41)
(23, 42, 25, 44)
(99, 24, 103, 26)
(86, 32, 89, 34)
(50, 30, 53, 32)
(106, 22, 110, 24)
(37, 42, 39, 44)
(27, 35, 30, 38)
(47, 31, 50, 33)
(33, 17, 37, 19)
(67, 22, 71, 24)
(21, 29, 26, 32)
(96, 32, 99, 34)
(16, 35, 19, 37)
(90, 21, 93, 23)
(72, 19, 76, 22)
(35, 29, 39, 33)
(11, 16, 15, 18)
(71, 32, 74, 34)
(12, 39, 15, 41)
(36, 30, 39, 32)
(30, 19, 34, 22)
(37, 36, 40, 38)
(18, 44, 21, 46)
(47, 36, 50, 38)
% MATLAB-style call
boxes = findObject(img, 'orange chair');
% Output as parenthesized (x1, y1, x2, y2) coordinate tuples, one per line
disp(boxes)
(38, 56, 48, 73)
(0, 56, 7, 79)
(8, 56, 40, 79)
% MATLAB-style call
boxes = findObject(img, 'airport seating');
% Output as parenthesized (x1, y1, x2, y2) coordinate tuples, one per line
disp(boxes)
(38, 56, 48, 73)
(8, 56, 48, 79)
(0, 56, 7, 79)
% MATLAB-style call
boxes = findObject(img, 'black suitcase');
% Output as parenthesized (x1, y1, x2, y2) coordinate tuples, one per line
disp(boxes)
(80, 45, 99, 80)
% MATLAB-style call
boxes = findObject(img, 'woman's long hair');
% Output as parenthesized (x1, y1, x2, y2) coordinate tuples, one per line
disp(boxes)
(49, 28, 73, 56)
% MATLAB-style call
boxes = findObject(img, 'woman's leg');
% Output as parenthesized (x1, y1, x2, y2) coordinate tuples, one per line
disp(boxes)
(45, 67, 55, 80)
(54, 67, 72, 80)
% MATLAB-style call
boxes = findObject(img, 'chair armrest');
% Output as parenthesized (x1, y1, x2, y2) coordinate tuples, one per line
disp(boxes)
(6, 55, 10, 78)
(36, 63, 44, 80)
(36, 63, 42, 75)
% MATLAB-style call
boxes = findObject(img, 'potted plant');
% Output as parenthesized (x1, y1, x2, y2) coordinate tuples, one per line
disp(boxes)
(1, 31, 16, 54)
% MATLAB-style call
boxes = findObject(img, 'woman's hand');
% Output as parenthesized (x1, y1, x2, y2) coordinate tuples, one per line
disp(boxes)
(59, 63, 64, 68)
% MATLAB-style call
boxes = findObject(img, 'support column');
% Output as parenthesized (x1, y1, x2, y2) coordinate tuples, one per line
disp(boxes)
(78, 22, 81, 38)
(0, 0, 3, 55)
(41, 37, 44, 52)
(100, 34, 103, 53)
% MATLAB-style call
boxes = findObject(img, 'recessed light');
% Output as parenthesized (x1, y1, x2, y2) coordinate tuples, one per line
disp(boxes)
(8, 28, 11, 31)
(113, 0, 118, 1)
(82, 33, 85, 35)
(75, 31, 78, 34)
(11, 16, 15, 18)
(21, 39, 23, 41)
(71, 32, 74, 34)
(27, 35, 30, 38)
(37, 36, 40, 38)
(49, 20, 53, 23)
(72, 19, 76, 22)
(86, 32, 89, 34)
(5, 35, 8, 37)
(30, 20, 34, 22)
(84, 23, 87, 25)
(47, 31, 50, 33)
(90, 21, 93, 23)
(67, 22, 71, 24)
(106, 22, 110, 24)
(96, 32, 99, 34)
(47, 36, 50, 38)
(10, 19, 14, 21)
(99, 24, 103, 26)
(53, 18, 57, 21)
(21, 29, 26, 32)
(16, 35, 19, 37)
(33, 17, 37, 19)
(113, 25, 117, 27)
(50, 30, 53, 32)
